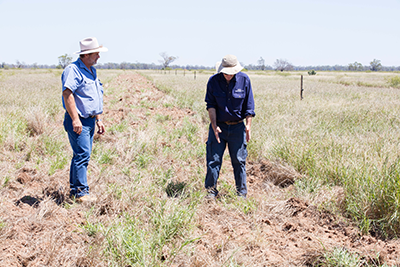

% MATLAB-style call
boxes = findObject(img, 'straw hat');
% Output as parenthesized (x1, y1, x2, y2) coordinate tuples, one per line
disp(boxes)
(216, 54, 243, 75)
(74, 37, 108, 55)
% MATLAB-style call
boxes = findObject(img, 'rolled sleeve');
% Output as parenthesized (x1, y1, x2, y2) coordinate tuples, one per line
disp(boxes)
(244, 79, 256, 117)
(205, 77, 217, 110)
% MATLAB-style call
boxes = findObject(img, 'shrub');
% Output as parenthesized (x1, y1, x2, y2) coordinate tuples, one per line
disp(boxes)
(308, 69, 317, 75)
(387, 76, 400, 88)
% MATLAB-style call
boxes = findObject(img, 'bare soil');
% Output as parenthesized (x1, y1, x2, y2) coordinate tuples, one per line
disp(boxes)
(1, 72, 400, 266)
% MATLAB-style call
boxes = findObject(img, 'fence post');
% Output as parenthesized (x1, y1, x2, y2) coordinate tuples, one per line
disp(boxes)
(300, 75, 304, 100)
(184, 70, 185, 76)
(194, 71, 196, 80)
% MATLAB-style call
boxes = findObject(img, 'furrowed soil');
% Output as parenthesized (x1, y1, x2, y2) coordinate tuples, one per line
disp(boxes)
(1, 71, 400, 266)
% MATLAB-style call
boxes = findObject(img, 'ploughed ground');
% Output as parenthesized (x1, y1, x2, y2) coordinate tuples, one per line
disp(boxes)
(0, 72, 399, 266)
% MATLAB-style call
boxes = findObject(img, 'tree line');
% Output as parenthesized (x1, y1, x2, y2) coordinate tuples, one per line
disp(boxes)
(247, 58, 400, 72)
(0, 60, 213, 71)
(1, 54, 399, 72)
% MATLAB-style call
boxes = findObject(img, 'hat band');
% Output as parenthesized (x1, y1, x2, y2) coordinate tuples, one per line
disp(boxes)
(222, 62, 237, 67)
(80, 46, 103, 52)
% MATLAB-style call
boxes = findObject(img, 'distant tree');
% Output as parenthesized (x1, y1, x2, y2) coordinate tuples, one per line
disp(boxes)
(370, 59, 382, 71)
(159, 52, 177, 69)
(1, 62, 9, 69)
(257, 57, 265, 70)
(58, 54, 73, 69)
(119, 62, 130, 69)
(348, 61, 363, 71)
(273, 58, 293, 71)
(16, 60, 25, 68)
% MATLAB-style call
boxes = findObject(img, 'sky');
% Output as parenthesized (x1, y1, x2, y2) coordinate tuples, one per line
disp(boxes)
(0, 0, 399, 67)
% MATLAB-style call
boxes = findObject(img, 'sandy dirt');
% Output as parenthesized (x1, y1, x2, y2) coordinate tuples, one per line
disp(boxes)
(1, 72, 400, 266)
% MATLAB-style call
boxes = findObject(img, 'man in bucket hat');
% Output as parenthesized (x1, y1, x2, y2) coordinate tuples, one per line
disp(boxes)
(61, 37, 108, 203)
(204, 54, 255, 199)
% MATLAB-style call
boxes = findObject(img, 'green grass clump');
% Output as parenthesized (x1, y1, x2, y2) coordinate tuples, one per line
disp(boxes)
(93, 147, 118, 165)
(49, 153, 69, 176)
(103, 199, 197, 266)
(0, 113, 28, 150)
(387, 76, 400, 88)
(0, 219, 6, 231)
(320, 247, 363, 266)
(2, 176, 11, 187)
(108, 120, 129, 134)
(316, 247, 389, 267)
(171, 117, 199, 144)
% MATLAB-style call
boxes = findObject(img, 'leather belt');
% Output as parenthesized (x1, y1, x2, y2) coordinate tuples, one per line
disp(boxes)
(66, 112, 95, 119)
(220, 120, 243, 125)
(79, 115, 95, 119)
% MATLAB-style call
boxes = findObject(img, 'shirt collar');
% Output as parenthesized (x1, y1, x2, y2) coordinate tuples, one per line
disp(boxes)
(77, 58, 96, 77)
(218, 72, 237, 83)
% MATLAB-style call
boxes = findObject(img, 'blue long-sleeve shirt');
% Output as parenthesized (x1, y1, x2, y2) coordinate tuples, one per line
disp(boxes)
(205, 72, 255, 122)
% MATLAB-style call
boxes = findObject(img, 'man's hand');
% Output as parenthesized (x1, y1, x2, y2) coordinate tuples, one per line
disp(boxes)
(97, 120, 105, 134)
(208, 108, 221, 143)
(245, 124, 251, 142)
(245, 115, 252, 143)
(212, 125, 222, 143)
(72, 119, 83, 135)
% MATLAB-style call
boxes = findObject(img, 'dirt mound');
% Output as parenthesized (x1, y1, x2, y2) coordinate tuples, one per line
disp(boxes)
(0, 169, 98, 266)
(247, 159, 299, 188)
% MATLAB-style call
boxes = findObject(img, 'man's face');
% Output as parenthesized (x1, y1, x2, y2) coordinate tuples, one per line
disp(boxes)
(223, 73, 234, 83)
(83, 52, 100, 67)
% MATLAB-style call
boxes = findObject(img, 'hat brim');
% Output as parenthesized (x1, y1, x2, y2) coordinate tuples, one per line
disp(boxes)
(216, 61, 243, 75)
(74, 46, 108, 55)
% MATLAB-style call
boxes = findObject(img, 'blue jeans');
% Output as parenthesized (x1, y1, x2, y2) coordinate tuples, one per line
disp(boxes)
(205, 122, 248, 196)
(63, 113, 95, 198)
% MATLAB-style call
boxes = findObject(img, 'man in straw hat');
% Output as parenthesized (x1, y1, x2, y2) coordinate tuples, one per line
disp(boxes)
(61, 37, 108, 203)
(204, 54, 255, 199)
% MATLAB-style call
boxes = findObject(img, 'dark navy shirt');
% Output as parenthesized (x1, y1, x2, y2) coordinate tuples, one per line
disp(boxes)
(205, 72, 255, 122)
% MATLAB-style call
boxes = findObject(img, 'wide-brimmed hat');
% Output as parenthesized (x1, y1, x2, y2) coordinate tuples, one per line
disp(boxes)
(74, 37, 108, 55)
(216, 54, 243, 75)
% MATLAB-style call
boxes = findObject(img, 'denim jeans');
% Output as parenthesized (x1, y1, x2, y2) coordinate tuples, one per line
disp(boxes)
(63, 113, 95, 198)
(205, 122, 248, 196)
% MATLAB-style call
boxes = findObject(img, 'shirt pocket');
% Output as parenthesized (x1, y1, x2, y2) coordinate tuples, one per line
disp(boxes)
(232, 88, 245, 99)
(212, 90, 226, 98)
(83, 76, 95, 87)
(81, 77, 96, 97)
(212, 91, 227, 108)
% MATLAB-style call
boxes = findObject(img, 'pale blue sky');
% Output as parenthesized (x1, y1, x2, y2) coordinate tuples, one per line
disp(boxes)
(0, 0, 399, 67)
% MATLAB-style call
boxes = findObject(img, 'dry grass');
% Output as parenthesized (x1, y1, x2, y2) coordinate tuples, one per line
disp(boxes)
(1, 69, 400, 266)
(143, 69, 400, 237)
